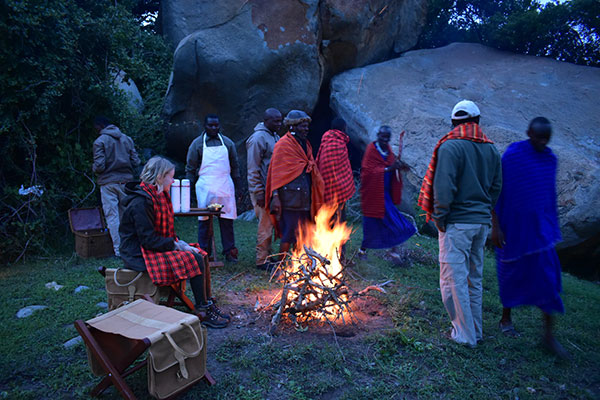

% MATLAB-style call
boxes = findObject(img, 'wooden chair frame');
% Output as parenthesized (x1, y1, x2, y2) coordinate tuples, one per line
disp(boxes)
(74, 296, 215, 400)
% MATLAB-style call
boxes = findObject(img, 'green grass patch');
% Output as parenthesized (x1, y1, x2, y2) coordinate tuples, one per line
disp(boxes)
(1, 218, 598, 399)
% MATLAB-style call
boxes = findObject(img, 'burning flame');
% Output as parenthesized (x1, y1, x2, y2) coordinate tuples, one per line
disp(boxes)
(280, 203, 353, 322)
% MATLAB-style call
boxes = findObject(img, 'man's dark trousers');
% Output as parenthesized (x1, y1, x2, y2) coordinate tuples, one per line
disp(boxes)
(198, 217, 235, 256)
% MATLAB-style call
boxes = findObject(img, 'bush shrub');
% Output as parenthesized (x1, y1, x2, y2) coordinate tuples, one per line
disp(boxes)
(0, 0, 172, 262)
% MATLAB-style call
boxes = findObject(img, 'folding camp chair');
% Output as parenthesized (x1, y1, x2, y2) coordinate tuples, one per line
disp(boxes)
(98, 266, 197, 313)
(74, 297, 215, 400)
(161, 279, 195, 311)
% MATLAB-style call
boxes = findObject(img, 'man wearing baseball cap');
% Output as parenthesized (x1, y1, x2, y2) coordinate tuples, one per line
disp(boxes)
(418, 100, 502, 347)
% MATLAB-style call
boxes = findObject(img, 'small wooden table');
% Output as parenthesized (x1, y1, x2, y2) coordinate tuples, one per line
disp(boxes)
(174, 208, 224, 268)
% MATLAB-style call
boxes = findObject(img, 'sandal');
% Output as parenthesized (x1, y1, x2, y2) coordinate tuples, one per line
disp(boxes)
(499, 321, 521, 337)
(542, 337, 572, 360)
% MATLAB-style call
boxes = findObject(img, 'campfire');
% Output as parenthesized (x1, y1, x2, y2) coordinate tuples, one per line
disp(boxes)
(269, 205, 358, 334)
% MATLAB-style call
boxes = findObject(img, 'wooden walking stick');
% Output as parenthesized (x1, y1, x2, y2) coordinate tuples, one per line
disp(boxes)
(396, 130, 405, 182)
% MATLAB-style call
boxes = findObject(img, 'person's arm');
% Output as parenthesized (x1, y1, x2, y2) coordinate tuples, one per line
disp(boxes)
(489, 150, 503, 208)
(92, 138, 106, 175)
(491, 210, 505, 248)
(132, 198, 175, 251)
(128, 136, 141, 170)
(269, 189, 281, 220)
(185, 137, 202, 184)
(432, 144, 458, 232)
(246, 135, 266, 202)
(226, 137, 241, 194)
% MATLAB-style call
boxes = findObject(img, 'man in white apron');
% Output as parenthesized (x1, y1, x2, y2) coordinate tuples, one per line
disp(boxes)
(185, 114, 240, 262)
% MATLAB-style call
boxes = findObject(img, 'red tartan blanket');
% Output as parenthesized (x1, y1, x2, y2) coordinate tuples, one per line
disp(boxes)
(316, 129, 356, 205)
(360, 142, 402, 219)
(139, 182, 206, 286)
(418, 122, 493, 221)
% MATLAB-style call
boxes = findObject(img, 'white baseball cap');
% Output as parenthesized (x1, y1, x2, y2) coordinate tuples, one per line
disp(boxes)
(451, 100, 480, 120)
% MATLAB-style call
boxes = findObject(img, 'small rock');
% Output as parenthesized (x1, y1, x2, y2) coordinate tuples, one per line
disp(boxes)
(63, 336, 83, 348)
(74, 285, 90, 293)
(526, 387, 536, 394)
(559, 384, 566, 391)
(96, 302, 108, 309)
(16, 305, 48, 318)
(237, 209, 257, 222)
(45, 281, 63, 291)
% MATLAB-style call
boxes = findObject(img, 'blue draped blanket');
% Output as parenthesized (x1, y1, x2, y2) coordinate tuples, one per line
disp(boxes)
(495, 140, 563, 313)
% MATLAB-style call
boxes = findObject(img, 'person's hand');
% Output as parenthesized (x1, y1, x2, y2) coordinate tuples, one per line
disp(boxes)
(175, 240, 200, 254)
(434, 220, 446, 233)
(491, 226, 505, 248)
(270, 195, 282, 221)
(174, 239, 187, 251)
(255, 192, 266, 208)
(398, 160, 410, 172)
(491, 211, 505, 248)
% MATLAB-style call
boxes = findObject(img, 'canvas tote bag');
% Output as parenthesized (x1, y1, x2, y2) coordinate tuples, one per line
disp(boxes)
(105, 268, 162, 310)
(147, 319, 207, 399)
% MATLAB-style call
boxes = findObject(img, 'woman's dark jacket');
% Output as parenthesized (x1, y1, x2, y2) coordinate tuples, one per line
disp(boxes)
(119, 182, 175, 271)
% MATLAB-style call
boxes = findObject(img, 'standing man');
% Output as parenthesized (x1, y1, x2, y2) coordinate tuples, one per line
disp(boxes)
(418, 100, 502, 348)
(316, 117, 355, 212)
(359, 126, 416, 261)
(265, 110, 324, 255)
(492, 117, 568, 357)
(92, 116, 140, 257)
(246, 108, 282, 270)
(186, 114, 240, 262)
(316, 117, 356, 264)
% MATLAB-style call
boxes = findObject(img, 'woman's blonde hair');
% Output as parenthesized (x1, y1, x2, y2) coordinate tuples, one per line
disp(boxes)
(140, 156, 175, 191)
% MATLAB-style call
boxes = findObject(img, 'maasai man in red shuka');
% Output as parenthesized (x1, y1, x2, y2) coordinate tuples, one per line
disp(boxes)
(316, 117, 356, 210)
(119, 156, 229, 328)
(266, 110, 324, 255)
(359, 126, 416, 261)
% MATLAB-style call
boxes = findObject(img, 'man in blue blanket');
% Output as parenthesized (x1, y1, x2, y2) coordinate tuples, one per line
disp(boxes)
(492, 117, 568, 358)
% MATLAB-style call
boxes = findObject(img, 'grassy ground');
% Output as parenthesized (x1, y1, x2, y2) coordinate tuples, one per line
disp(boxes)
(1, 218, 599, 399)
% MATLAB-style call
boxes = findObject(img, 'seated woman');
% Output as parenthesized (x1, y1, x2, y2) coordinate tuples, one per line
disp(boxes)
(119, 156, 229, 328)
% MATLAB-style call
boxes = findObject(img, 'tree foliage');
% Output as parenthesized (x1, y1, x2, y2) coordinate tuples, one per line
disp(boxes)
(0, 0, 172, 262)
(418, 0, 600, 67)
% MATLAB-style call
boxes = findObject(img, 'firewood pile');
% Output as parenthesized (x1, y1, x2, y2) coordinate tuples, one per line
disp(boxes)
(268, 245, 387, 334)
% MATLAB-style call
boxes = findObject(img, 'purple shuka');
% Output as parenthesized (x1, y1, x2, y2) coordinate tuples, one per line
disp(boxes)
(495, 140, 563, 313)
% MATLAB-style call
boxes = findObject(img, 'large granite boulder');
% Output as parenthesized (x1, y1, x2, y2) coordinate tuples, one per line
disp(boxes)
(330, 43, 600, 250)
(162, 0, 322, 161)
(112, 70, 143, 112)
(319, 0, 428, 78)
(161, 0, 428, 160)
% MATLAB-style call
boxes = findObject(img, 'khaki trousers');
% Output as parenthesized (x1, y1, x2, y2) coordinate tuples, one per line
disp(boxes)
(438, 223, 489, 346)
(100, 183, 127, 256)
(250, 193, 274, 265)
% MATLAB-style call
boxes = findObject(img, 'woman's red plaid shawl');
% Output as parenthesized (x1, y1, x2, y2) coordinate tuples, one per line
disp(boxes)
(316, 129, 356, 205)
(418, 122, 493, 221)
(140, 182, 206, 286)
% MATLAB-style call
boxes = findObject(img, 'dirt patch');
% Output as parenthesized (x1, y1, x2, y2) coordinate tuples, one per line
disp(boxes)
(212, 288, 393, 344)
